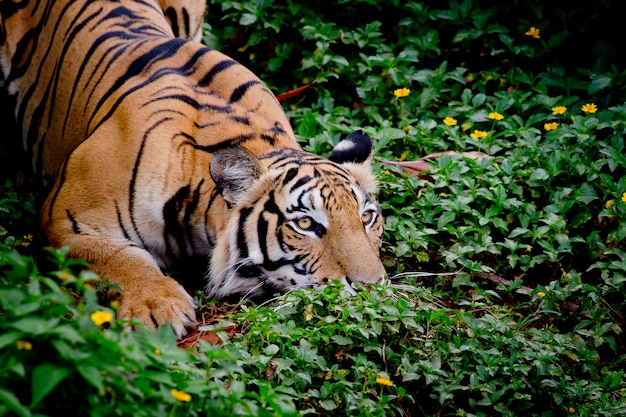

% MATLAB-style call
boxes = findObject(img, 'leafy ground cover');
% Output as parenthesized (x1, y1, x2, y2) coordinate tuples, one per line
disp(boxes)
(1, 0, 626, 415)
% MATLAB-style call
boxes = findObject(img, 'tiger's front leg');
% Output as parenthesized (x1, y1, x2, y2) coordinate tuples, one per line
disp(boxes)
(40, 138, 198, 338)
(46, 232, 197, 337)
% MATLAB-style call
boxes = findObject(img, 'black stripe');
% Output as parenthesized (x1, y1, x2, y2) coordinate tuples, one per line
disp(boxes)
(115, 202, 132, 240)
(163, 7, 179, 37)
(282, 168, 298, 186)
(188, 133, 255, 153)
(183, 180, 204, 252)
(66, 210, 81, 234)
(289, 175, 312, 192)
(88, 38, 187, 132)
(237, 207, 254, 259)
(46, 153, 68, 219)
(198, 59, 238, 87)
(128, 117, 171, 248)
(182, 8, 190, 38)
(163, 184, 191, 259)
(230, 80, 261, 103)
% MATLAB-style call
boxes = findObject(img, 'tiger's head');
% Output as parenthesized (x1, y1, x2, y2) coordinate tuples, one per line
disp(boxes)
(207, 130, 386, 298)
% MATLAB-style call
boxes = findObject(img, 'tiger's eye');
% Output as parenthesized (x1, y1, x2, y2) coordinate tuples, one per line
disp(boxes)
(361, 210, 374, 225)
(296, 217, 313, 230)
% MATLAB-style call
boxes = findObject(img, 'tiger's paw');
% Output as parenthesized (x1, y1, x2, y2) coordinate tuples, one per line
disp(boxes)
(116, 277, 197, 339)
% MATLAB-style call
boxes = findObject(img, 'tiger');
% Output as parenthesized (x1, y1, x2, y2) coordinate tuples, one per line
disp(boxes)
(0, 0, 386, 338)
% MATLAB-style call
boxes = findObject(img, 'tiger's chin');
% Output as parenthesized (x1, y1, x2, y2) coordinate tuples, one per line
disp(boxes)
(205, 261, 311, 300)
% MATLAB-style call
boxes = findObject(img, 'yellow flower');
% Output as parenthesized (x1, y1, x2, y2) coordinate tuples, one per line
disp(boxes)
(20, 234, 33, 247)
(551, 106, 567, 115)
(154, 348, 161, 355)
(110, 300, 121, 310)
(569, 407, 575, 414)
(376, 377, 394, 387)
(443, 116, 457, 126)
(393, 87, 410, 98)
(581, 103, 597, 113)
(488, 112, 504, 121)
(470, 130, 488, 138)
(525, 27, 540, 39)
(58, 272, 72, 281)
(17, 340, 33, 350)
(90, 311, 113, 326)
(170, 389, 191, 402)
(537, 291, 546, 297)
(544, 122, 559, 131)
(622, 192, 626, 203)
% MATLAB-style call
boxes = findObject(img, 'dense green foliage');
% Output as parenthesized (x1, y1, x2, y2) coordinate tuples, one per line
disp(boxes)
(1, 0, 625, 416)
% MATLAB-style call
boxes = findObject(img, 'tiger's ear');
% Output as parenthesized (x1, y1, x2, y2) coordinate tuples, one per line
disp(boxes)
(328, 129, 378, 194)
(328, 129, 373, 165)
(210, 146, 265, 204)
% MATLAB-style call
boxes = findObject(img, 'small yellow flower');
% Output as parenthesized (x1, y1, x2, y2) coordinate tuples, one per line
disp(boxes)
(525, 27, 540, 39)
(622, 192, 626, 203)
(537, 291, 546, 297)
(581, 103, 597, 114)
(154, 349, 161, 355)
(170, 389, 191, 402)
(376, 377, 394, 387)
(110, 300, 121, 310)
(402, 125, 410, 132)
(443, 116, 457, 126)
(544, 122, 559, 131)
(90, 311, 113, 326)
(551, 106, 567, 115)
(393, 87, 410, 98)
(58, 272, 72, 281)
(488, 112, 504, 121)
(569, 407, 575, 414)
(20, 234, 33, 247)
(17, 340, 33, 350)
(470, 130, 488, 139)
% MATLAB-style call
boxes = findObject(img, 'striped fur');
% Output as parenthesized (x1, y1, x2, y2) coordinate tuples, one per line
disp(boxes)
(0, 0, 385, 338)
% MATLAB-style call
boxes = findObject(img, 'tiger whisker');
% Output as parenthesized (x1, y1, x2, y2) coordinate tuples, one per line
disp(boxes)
(387, 270, 461, 280)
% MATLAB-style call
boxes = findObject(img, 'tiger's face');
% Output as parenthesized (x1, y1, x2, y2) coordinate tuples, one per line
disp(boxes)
(207, 130, 386, 298)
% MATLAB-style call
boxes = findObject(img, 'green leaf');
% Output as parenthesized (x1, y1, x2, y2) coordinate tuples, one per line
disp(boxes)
(0, 332, 23, 349)
(239, 13, 257, 26)
(76, 365, 104, 391)
(331, 335, 353, 346)
(10, 317, 60, 335)
(319, 399, 337, 411)
(588, 74, 612, 95)
(0, 387, 30, 417)
(437, 211, 456, 228)
(31, 364, 70, 407)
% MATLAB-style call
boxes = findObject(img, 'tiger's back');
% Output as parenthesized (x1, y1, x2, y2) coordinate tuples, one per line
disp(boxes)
(0, 0, 385, 338)
(1, 0, 297, 177)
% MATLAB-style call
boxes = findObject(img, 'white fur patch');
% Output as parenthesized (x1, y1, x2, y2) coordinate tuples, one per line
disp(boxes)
(332, 139, 356, 153)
